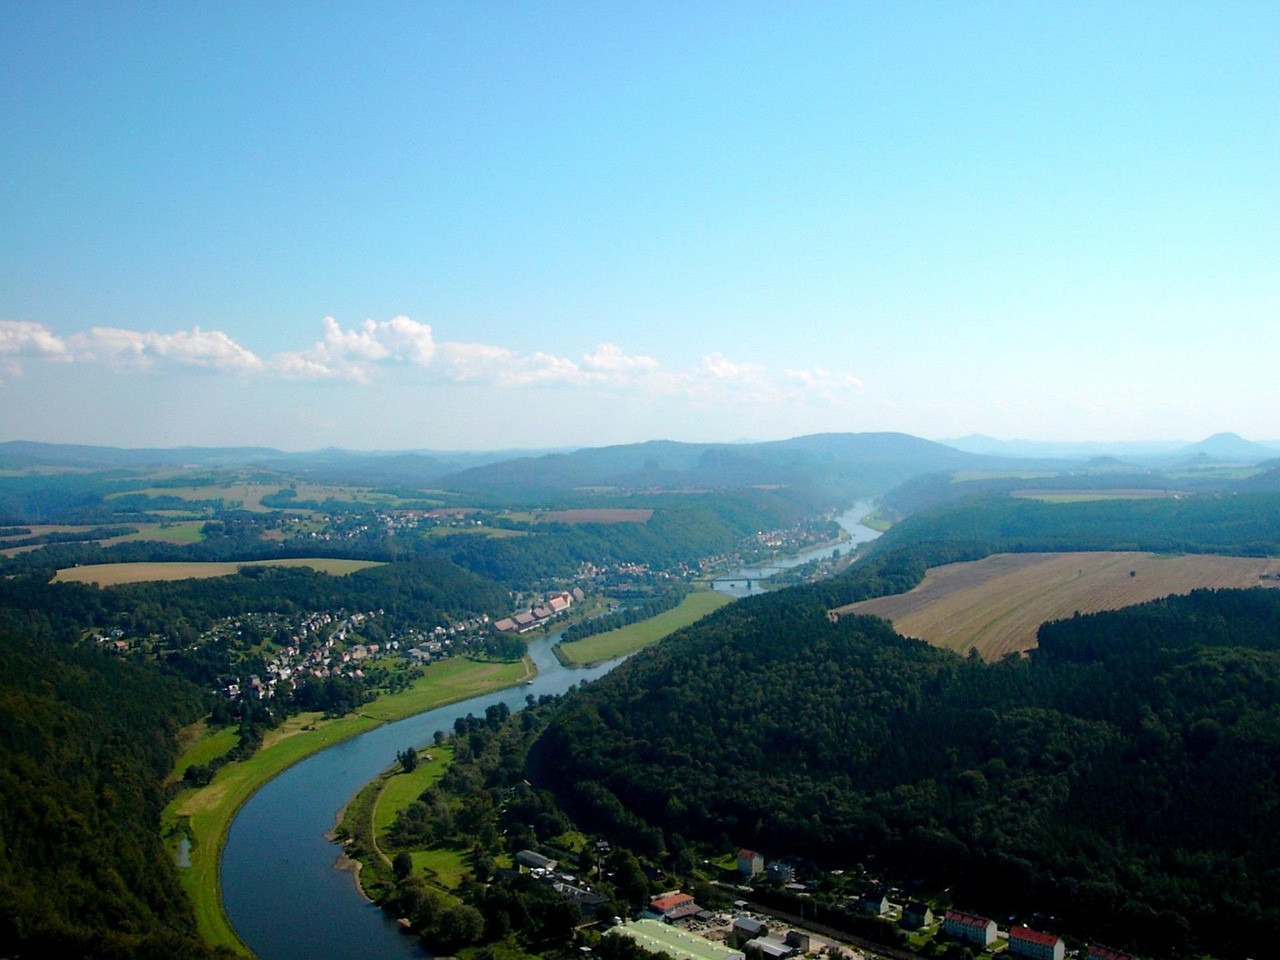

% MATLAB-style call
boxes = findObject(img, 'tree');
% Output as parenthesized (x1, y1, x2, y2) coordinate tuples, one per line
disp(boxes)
(397, 746, 419, 773)
(393, 851, 414, 880)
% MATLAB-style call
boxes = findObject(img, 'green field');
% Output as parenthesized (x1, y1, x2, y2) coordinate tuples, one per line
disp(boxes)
(163, 656, 530, 954)
(168, 723, 238, 784)
(54, 557, 384, 585)
(555, 590, 733, 666)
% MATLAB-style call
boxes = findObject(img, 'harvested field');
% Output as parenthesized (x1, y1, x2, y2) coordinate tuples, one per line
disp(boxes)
(837, 551, 1280, 660)
(538, 508, 653, 524)
(54, 557, 382, 586)
(1011, 488, 1182, 503)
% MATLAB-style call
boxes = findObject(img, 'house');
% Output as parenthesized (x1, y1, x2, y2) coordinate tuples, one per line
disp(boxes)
(516, 850, 557, 871)
(648, 892, 702, 922)
(731, 917, 767, 946)
(857, 892, 889, 916)
(943, 910, 998, 947)
(766, 861, 794, 884)
(783, 931, 810, 952)
(494, 617, 517, 633)
(1009, 927, 1065, 960)
(1088, 947, 1137, 960)
(901, 902, 934, 929)
(737, 848, 764, 876)
(553, 880, 610, 919)
(744, 936, 797, 960)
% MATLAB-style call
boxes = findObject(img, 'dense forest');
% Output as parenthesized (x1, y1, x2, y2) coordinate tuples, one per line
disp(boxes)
(532, 587, 1280, 957)
(0, 630, 230, 959)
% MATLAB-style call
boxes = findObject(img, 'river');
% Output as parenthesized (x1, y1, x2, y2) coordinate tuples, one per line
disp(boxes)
(709, 500, 880, 597)
(221, 501, 880, 960)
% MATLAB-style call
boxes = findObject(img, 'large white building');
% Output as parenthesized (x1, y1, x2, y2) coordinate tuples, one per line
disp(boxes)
(1010, 926, 1066, 960)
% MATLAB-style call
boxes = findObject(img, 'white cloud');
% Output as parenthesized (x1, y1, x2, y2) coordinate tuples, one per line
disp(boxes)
(279, 315, 438, 382)
(582, 343, 661, 375)
(698, 352, 764, 381)
(65, 325, 263, 373)
(784, 367, 864, 402)
(0, 317, 865, 416)
(0, 320, 68, 377)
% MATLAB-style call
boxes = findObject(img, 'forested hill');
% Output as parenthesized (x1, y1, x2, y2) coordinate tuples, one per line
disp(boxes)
(0, 630, 225, 959)
(532, 587, 1280, 958)
(435, 432, 1008, 501)
(871, 490, 1280, 558)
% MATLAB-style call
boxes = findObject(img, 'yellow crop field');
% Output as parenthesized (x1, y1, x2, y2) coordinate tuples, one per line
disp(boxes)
(53, 557, 383, 586)
(838, 551, 1280, 660)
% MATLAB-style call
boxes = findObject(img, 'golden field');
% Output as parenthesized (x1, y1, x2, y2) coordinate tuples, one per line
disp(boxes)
(838, 551, 1280, 660)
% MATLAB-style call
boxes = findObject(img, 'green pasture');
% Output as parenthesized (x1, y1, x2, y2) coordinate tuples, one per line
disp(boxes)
(555, 589, 732, 666)
(373, 746, 454, 835)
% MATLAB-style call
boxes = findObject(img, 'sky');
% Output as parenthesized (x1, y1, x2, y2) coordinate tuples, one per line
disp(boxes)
(2, 2, 1277, 452)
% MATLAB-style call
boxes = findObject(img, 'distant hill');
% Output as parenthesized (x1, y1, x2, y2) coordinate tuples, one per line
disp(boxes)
(1173, 432, 1280, 463)
(435, 432, 1010, 501)
(939, 435, 1185, 460)
(0, 441, 543, 484)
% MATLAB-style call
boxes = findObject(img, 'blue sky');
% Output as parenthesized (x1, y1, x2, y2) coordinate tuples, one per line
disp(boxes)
(2, 1, 1276, 451)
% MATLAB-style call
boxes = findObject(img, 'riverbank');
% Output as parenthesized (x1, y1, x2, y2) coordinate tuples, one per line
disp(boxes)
(163, 655, 532, 955)
(553, 588, 732, 666)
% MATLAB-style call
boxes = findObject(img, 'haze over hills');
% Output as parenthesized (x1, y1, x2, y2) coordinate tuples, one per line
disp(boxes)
(942, 432, 1280, 463)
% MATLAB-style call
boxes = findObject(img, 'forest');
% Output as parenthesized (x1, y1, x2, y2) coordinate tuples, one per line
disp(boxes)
(0, 628, 231, 959)
(531, 582, 1280, 958)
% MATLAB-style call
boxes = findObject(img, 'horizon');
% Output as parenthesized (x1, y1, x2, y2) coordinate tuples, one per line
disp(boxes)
(2, 428, 1277, 459)
(3, 3, 1276, 450)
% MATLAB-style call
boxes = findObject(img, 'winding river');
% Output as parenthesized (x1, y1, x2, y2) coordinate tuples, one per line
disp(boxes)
(221, 502, 879, 960)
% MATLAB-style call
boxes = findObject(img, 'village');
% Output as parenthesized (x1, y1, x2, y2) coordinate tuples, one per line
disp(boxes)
(511, 845, 1139, 960)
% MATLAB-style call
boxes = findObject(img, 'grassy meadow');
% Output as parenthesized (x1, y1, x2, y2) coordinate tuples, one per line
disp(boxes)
(555, 589, 733, 666)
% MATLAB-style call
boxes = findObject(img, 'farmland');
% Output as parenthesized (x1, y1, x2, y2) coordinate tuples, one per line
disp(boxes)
(841, 551, 1280, 660)
(53, 557, 383, 585)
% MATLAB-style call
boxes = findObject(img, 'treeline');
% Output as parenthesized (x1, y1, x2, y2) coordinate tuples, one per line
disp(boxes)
(0, 631, 232, 959)
(532, 586, 1280, 958)
(872, 491, 1280, 558)
(559, 587, 690, 644)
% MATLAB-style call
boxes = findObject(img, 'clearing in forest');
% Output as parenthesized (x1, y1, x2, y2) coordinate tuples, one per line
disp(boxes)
(838, 551, 1280, 660)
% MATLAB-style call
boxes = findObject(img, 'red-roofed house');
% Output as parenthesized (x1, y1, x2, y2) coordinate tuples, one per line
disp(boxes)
(648, 892, 702, 922)
(1010, 926, 1065, 960)
(1088, 946, 1137, 960)
(737, 849, 764, 876)
(943, 910, 997, 947)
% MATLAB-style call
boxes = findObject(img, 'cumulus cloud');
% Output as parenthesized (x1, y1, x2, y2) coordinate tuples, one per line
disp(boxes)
(784, 367, 864, 401)
(67, 326, 264, 373)
(274, 315, 437, 382)
(0, 316, 864, 411)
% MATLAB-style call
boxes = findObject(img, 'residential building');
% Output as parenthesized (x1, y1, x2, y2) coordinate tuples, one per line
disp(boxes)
(648, 892, 702, 922)
(1009, 927, 1065, 960)
(737, 848, 764, 876)
(943, 910, 998, 947)
(901, 902, 934, 929)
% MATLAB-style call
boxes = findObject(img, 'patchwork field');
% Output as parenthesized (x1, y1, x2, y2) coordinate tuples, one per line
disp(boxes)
(839, 551, 1280, 660)
(53, 557, 383, 585)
